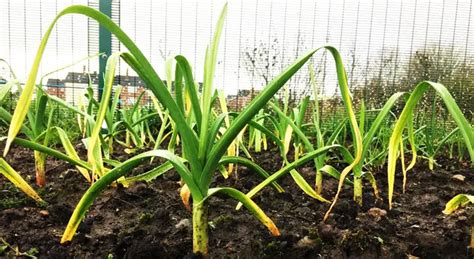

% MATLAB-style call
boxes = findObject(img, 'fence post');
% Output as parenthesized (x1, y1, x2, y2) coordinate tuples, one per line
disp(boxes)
(99, 0, 112, 100)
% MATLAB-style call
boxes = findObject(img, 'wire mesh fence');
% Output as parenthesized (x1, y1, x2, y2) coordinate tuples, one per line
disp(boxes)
(0, 0, 473, 125)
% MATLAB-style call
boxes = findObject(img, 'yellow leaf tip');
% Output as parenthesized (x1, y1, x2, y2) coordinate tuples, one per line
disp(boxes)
(3, 141, 11, 157)
(180, 185, 191, 212)
(268, 222, 280, 236)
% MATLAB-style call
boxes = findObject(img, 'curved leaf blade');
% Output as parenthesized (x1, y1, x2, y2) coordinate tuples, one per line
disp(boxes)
(0, 158, 43, 203)
(388, 81, 474, 209)
(443, 194, 474, 215)
(61, 150, 201, 243)
(206, 187, 280, 236)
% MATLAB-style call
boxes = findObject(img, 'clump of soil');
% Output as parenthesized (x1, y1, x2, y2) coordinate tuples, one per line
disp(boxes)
(0, 144, 472, 258)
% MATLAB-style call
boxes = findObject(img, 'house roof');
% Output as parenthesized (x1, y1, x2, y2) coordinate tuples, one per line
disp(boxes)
(64, 72, 99, 84)
(46, 78, 65, 87)
(47, 71, 203, 91)
(115, 75, 145, 86)
(52, 72, 146, 86)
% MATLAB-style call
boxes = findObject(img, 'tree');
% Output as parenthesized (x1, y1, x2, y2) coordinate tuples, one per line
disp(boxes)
(240, 34, 322, 107)
(355, 45, 474, 120)
(401, 46, 474, 120)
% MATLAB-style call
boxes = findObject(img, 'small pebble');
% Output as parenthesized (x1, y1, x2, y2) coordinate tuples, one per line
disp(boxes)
(367, 207, 387, 222)
(296, 236, 317, 248)
(39, 210, 49, 217)
(451, 174, 465, 181)
(175, 218, 191, 230)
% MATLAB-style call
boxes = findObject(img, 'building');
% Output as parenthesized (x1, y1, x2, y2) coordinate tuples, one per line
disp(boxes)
(119, 85, 149, 106)
(46, 71, 150, 106)
(62, 71, 99, 104)
(115, 74, 149, 106)
(46, 79, 66, 100)
(227, 88, 261, 111)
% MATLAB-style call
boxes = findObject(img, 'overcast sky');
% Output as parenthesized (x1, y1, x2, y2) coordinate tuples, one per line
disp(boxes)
(0, 0, 473, 96)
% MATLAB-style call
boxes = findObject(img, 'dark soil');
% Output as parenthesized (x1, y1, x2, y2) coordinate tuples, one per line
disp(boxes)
(0, 143, 473, 258)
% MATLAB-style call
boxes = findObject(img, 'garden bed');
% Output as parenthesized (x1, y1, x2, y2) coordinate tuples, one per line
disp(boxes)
(0, 144, 472, 258)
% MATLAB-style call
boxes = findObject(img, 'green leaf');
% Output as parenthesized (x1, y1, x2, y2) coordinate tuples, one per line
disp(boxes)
(0, 107, 33, 138)
(0, 158, 43, 203)
(125, 161, 174, 183)
(205, 187, 280, 236)
(0, 244, 8, 254)
(443, 194, 474, 215)
(87, 52, 123, 177)
(320, 164, 353, 185)
(236, 145, 338, 210)
(198, 3, 228, 163)
(54, 127, 91, 182)
(11, 137, 90, 170)
(105, 85, 122, 128)
(218, 156, 284, 192)
(61, 150, 202, 244)
(388, 81, 474, 209)
(32, 95, 48, 137)
(320, 47, 363, 222)
(0, 79, 14, 105)
(175, 55, 202, 126)
(289, 169, 329, 203)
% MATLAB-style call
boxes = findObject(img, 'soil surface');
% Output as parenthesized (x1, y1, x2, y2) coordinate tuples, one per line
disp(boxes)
(0, 143, 473, 258)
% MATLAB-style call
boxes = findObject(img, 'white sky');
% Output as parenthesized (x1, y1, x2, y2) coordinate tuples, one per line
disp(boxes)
(0, 0, 473, 96)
